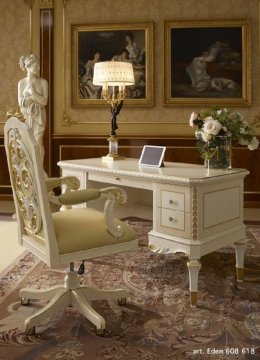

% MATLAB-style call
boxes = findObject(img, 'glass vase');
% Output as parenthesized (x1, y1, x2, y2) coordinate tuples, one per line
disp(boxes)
(205, 136, 232, 170)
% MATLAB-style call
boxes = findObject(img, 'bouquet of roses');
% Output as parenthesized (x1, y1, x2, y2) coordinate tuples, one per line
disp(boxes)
(189, 106, 259, 160)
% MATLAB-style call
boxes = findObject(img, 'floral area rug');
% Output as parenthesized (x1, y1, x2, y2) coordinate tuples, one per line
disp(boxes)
(0, 218, 260, 360)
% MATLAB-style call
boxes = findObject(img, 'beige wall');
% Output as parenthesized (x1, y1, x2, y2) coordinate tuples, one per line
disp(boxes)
(0, 0, 31, 130)
(54, 0, 260, 137)
(0, 0, 259, 138)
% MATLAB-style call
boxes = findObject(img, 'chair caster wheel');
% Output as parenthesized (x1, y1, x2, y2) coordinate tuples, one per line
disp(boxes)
(118, 297, 126, 306)
(26, 326, 35, 335)
(21, 298, 30, 306)
(96, 328, 104, 336)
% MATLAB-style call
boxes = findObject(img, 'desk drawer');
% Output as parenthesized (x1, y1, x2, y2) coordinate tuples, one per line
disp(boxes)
(161, 208, 185, 230)
(155, 207, 191, 238)
(88, 172, 152, 190)
(161, 190, 184, 211)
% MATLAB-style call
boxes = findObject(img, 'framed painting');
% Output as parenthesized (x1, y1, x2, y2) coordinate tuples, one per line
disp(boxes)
(71, 22, 153, 107)
(164, 19, 251, 106)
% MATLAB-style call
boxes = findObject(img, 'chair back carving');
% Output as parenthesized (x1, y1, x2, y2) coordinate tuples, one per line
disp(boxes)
(8, 126, 42, 234)
(4, 117, 59, 265)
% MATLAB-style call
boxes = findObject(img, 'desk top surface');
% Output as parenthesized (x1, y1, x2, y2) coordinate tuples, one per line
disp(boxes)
(58, 158, 249, 185)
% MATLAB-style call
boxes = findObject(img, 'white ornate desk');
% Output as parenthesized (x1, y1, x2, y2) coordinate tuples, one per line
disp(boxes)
(58, 158, 249, 306)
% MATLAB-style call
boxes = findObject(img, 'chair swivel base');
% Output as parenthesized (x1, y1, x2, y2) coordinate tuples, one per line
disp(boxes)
(20, 270, 126, 335)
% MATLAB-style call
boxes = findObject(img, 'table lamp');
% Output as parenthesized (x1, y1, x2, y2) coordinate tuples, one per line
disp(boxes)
(93, 61, 134, 160)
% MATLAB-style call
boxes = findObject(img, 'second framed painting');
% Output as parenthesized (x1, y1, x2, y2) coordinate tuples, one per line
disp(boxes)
(164, 19, 251, 106)
(72, 21, 153, 107)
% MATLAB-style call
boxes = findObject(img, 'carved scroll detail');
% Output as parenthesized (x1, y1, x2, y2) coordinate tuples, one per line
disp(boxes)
(62, 111, 72, 126)
(6, 109, 25, 122)
(8, 128, 41, 234)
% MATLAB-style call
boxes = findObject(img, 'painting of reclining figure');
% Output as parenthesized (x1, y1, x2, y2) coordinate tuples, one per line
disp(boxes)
(164, 20, 251, 106)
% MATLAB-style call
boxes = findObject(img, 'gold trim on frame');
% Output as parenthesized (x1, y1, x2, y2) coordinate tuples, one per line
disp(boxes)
(164, 19, 251, 106)
(24, 0, 35, 9)
(71, 21, 154, 107)
(40, 0, 53, 8)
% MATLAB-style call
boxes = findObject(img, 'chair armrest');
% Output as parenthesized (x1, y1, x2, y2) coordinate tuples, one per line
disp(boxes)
(58, 189, 101, 205)
(100, 186, 127, 204)
(100, 187, 128, 237)
(46, 176, 80, 191)
(50, 184, 128, 238)
(46, 176, 81, 209)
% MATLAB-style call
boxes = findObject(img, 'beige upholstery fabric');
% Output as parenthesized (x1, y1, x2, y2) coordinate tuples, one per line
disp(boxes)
(45, 177, 63, 190)
(52, 208, 136, 254)
(58, 189, 101, 205)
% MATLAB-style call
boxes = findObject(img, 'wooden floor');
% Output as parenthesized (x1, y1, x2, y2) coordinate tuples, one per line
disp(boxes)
(0, 201, 259, 273)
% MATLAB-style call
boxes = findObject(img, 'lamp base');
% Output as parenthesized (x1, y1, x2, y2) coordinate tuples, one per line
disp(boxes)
(102, 134, 124, 161)
(102, 153, 125, 161)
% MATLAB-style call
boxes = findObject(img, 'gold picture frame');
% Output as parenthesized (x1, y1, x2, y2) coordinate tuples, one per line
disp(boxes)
(164, 19, 251, 106)
(71, 21, 153, 107)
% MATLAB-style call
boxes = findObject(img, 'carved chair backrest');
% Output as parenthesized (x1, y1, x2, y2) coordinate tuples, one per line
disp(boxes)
(4, 117, 59, 266)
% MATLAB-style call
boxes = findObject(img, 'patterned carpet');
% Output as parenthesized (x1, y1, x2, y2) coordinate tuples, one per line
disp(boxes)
(0, 218, 260, 360)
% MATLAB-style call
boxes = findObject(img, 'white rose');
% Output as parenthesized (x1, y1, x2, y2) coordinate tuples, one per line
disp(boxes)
(203, 119, 222, 135)
(204, 116, 214, 122)
(189, 112, 198, 127)
(195, 130, 205, 141)
(201, 131, 213, 142)
(239, 138, 249, 146)
(195, 129, 200, 139)
(248, 137, 259, 150)
(217, 110, 222, 115)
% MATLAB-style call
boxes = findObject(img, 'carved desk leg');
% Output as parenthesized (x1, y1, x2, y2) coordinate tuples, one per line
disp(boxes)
(234, 241, 247, 282)
(187, 259, 201, 307)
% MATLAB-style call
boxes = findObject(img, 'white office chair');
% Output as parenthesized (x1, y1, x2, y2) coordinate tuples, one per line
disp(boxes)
(4, 117, 138, 335)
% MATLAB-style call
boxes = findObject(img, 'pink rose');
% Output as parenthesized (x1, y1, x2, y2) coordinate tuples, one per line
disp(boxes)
(189, 112, 199, 127)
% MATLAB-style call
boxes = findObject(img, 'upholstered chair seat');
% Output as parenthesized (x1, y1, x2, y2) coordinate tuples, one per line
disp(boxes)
(52, 208, 136, 254)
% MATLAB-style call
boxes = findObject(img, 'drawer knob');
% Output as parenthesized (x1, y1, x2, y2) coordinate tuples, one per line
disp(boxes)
(169, 216, 175, 222)
(115, 177, 120, 181)
(169, 199, 176, 205)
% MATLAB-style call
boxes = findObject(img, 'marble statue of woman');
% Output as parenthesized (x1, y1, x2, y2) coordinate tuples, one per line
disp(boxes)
(18, 54, 48, 163)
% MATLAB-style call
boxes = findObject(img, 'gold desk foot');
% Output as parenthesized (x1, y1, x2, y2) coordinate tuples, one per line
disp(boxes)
(236, 267, 244, 282)
(190, 291, 198, 307)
